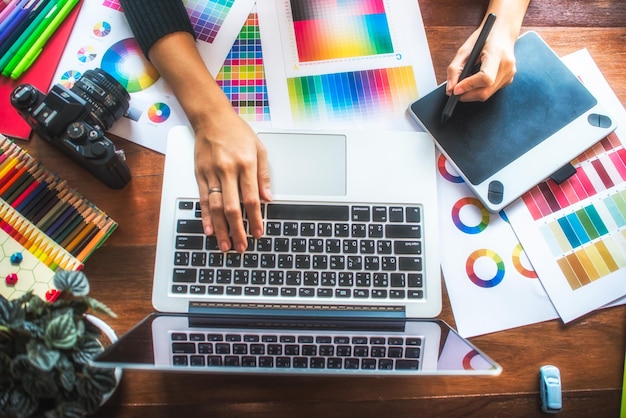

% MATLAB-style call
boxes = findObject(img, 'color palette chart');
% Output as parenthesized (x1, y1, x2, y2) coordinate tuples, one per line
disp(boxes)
(257, 0, 436, 130)
(216, 12, 270, 123)
(505, 49, 626, 323)
(435, 152, 557, 337)
(290, 0, 393, 62)
(286, 66, 418, 125)
(0, 135, 118, 300)
(186, 0, 235, 43)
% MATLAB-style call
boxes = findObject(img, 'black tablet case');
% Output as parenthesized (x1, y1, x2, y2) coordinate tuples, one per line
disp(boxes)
(409, 31, 597, 186)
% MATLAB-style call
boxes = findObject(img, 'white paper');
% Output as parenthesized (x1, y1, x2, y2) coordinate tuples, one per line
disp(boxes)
(505, 49, 626, 323)
(437, 152, 559, 337)
(51, 0, 256, 153)
(257, 0, 436, 130)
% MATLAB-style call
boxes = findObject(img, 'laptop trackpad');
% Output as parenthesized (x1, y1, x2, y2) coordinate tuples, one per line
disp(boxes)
(258, 132, 347, 196)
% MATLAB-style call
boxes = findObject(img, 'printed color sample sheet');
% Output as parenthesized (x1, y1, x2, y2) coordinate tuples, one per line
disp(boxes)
(505, 50, 626, 323)
(257, 0, 436, 130)
(436, 151, 558, 337)
(52, 0, 255, 153)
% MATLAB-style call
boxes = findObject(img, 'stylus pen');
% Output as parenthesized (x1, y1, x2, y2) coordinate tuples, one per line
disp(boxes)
(441, 13, 497, 125)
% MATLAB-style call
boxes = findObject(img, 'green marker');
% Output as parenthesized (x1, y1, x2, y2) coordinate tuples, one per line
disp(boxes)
(8, 0, 78, 79)
(0, 0, 58, 73)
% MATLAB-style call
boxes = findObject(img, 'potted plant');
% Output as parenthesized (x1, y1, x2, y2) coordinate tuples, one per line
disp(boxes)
(0, 270, 119, 418)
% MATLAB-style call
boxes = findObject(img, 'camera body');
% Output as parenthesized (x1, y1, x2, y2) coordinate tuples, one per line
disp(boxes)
(10, 68, 131, 189)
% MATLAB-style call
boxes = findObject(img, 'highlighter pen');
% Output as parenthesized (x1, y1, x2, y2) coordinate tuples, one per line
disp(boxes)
(0, 0, 29, 34)
(441, 13, 496, 125)
(0, 0, 51, 56)
(0, 0, 56, 72)
(0, 0, 46, 47)
(0, 0, 22, 24)
(0, 0, 13, 13)
(9, 0, 78, 79)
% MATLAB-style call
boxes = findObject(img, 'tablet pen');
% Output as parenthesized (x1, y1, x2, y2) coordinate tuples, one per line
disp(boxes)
(441, 13, 496, 125)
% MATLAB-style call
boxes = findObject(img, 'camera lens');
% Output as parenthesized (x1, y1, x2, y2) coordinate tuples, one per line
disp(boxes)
(70, 68, 130, 130)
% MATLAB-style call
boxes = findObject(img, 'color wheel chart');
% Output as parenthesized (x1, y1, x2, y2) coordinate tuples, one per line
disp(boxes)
(504, 49, 626, 323)
(101, 38, 160, 93)
(216, 12, 270, 123)
(257, 0, 436, 130)
(435, 153, 557, 337)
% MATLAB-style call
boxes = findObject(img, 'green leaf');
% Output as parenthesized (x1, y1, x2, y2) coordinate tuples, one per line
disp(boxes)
(8, 387, 38, 418)
(84, 297, 117, 318)
(55, 402, 89, 418)
(76, 366, 117, 413)
(73, 338, 103, 364)
(53, 270, 90, 296)
(45, 311, 78, 350)
(21, 366, 58, 399)
(26, 339, 60, 371)
(58, 356, 77, 391)
(0, 295, 25, 327)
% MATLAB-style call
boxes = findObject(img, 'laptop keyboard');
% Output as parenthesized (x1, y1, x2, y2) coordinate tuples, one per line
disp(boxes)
(172, 200, 425, 301)
(170, 330, 423, 371)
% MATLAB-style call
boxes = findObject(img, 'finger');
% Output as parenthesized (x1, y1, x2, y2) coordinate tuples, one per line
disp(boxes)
(446, 60, 464, 96)
(219, 175, 247, 253)
(239, 164, 263, 241)
(196, 172, 216, 236)
(257, 144, 272, 202)
(206, 184, 232, 252)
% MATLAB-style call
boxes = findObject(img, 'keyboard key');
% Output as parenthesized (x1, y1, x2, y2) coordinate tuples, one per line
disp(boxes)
(267, 203, 349, 221)
(177, 219, 203, 233)
(385, 224, 420, 238)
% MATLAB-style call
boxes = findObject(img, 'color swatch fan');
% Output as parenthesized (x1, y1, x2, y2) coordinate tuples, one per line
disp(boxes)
(0, 135, 117, 301)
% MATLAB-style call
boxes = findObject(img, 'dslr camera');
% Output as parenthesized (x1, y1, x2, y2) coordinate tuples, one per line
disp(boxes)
(11, 68, 131, 189)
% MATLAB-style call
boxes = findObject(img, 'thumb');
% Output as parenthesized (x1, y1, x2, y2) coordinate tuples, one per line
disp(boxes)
(257, 149, 272, 201)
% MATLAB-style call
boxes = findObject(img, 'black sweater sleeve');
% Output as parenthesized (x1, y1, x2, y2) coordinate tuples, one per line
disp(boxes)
(119, 0, 195, 58)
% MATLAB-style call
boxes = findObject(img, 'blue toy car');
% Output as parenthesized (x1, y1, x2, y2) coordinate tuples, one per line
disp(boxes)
(540, 365, 562, 413)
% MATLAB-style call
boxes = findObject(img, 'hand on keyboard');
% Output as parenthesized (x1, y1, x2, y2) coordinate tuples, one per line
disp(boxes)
(193, 116, 272, 253)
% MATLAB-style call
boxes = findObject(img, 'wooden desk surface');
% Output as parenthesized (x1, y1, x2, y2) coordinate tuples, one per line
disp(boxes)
(16, 1, 626, 417)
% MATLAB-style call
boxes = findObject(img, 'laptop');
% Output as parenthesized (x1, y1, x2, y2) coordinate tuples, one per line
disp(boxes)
(93, 125, 501, 375)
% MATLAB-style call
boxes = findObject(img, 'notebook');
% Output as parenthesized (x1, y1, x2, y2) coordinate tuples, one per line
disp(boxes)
(93, 125, 501, 375)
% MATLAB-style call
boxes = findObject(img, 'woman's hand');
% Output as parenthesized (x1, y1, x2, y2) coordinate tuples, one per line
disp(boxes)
(148, 31, 272, 253)
(193, 109, 272, 253)
(446, 0, 530, 102)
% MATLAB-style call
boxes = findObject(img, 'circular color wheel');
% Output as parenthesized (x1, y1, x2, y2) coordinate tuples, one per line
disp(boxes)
(147, 103, 171, 123)
(93, 21, 111, 37)
(77, 45, 97, 63)
(59, 70, 82, 89)
(466, 249, 505, 288)
(437, 154, 464, 183)
(101, 38, 160, 93)
(451, 197, 490, 234)
(512, 244, 537, 278)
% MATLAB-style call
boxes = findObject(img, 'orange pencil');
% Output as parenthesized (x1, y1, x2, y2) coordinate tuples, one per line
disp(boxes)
(76, 217, 116, 261)
(65, 212, 103, 254)
(60, 211, 98, 249)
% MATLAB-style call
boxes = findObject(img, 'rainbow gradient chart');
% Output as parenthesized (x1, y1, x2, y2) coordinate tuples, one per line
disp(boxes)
(52, 0, 255, 153)
(505, 50, 626, 323)
(435, 153, 557, 337)
(216, 12, 270, 123)
(258, 0, 436, 130)
(290, 0, 393, 62)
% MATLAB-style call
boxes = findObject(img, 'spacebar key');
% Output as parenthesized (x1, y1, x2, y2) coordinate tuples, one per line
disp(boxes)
(267, 203, 350, 221)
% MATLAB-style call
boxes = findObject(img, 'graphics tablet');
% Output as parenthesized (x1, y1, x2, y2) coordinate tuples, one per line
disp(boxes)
(408, 31, 616, 212)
